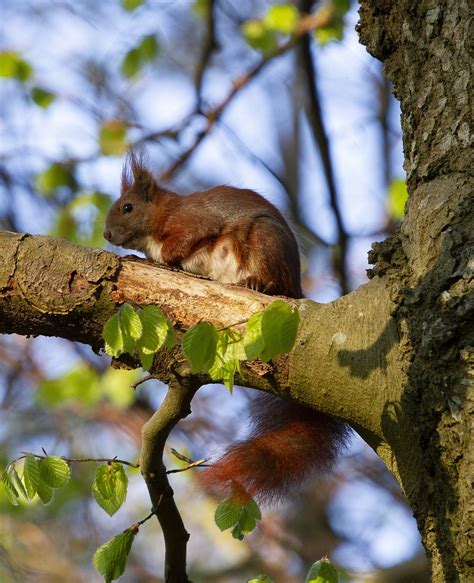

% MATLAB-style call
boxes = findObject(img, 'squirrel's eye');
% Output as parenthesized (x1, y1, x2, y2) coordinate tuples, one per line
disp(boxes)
(122, 203, 133, 214)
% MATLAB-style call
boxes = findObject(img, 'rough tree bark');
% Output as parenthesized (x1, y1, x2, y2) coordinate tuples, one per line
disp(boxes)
(0, 1, 472, 582)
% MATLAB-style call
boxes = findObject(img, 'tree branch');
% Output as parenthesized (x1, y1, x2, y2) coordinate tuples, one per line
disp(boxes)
(140, 376, 201, 583)
(0, 230, 404, 471)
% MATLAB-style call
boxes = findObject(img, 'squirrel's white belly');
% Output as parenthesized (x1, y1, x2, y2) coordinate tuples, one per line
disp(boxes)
(143, 235, 249, 284)
(183, 238, 249, 284)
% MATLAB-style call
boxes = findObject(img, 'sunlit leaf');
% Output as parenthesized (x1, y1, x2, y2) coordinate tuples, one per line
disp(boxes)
(243, 311, 265, 360)
(93, 529, 136, 583)
(263, 4, 300, 34)
(387, 178, 408, 220)
(182, 322, 218, 373)
(248, 576, 274, 583)
(38, 456, 70, 488)
(103, 313, 125, 358)
(121, 35, 159, 78)
(100, 368, 137, 408)
(36, 479, 54, 505)
(208, 330, 245, 391)
(36, 366, 99, 407)
(11, 468, 28, 500)
(0, 51, 33, 82)
(215, 496, 261, 539)
(118, 303, 143, 353)
(23, 454, 40, 498)
(138, 305, 172, 354)
(314, 26, 343, 45)
(122, 0, 145, 11)
(31, 86, 55, 108)
(260, 300, 300, 362)
(305, 558, 339, 583)
(192, 0, 210, 19)
(241, 20, 278, 54)
(92, 463, 128, 516)
(215, 498, 243, 531)
(35, 162, 77, 196)
(2, 469, 19, 506)
(99, 120, 128, 156)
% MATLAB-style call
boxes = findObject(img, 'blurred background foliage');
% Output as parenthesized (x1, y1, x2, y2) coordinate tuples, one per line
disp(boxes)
(0, 0, 425, 582)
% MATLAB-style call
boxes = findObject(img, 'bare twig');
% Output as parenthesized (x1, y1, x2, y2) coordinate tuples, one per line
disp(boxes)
(131, 374, 154, 390)
(16, 452, 139, 468)
(194, 0, 218, 110)
(298, 1, 349, 293)
(159, 11, 333, 182)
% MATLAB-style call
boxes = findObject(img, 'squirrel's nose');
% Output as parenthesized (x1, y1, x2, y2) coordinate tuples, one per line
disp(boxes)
(103, 230, 112, 242)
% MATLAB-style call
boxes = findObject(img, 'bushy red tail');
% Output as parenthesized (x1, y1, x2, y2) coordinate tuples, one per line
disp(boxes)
(200, 393, 350, 504)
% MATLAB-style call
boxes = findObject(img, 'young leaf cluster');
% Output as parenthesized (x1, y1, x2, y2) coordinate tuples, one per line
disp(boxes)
(214, 496, 262, 540)
(103, 303, 175, 371)
(241, 4, 301, 54)
(182, 299, 300, 391)
(2, 454, 70, 506)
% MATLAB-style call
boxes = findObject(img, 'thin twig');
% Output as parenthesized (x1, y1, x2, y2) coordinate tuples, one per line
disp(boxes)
(298, 1, 349, 293)
(167, 458, 210, 474)
(17, 452, 139, 468)
(194, 0, 218, 110)
(131, 374, 154, 390)
(159, 11, 333, 182)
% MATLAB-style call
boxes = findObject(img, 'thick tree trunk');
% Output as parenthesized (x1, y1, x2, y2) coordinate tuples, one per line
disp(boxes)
(358, 1, 473, 581)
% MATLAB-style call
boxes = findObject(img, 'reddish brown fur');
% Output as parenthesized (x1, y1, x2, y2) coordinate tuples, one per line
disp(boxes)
(104, 152, 350, 503)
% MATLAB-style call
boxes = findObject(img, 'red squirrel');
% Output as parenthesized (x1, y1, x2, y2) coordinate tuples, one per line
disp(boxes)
(104, 151, 349, 503)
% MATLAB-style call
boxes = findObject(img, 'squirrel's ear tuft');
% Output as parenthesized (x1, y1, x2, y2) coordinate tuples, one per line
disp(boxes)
(121, 149, 157, 201)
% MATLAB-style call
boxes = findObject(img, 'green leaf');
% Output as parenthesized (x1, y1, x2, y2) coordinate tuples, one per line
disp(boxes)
(100, 368, 138, 408)
(103, 313, 125, 358)
(138, 305, 172, 354)
(23, 454, 40, 498)
(263, 4, 300, 34)
(139, 35, 159, 60)
(2, 470, 19, 506)
(31, 87, 55, 108)
(260, 300, 300, 362)
(92, 463, 128, 516)
(35, 162, 77, 196)
(243, 311, 265, 360)
(118, 303, 143, 353)
(215, 497, 261, 538)
(121, 48, 142, 78)
(314, 26, 343, 46)
(241, 20, 278, 54)
(305, 558, 339, 583)
(193, 0, 210, 19)
(387, 178, 408, 220)
(182, 322, 218, 373)
(122, 0, 145, 11)
(121, 35, 159, 78)
(0, 51, 33, 82)
(248, 576, 273, 583)
(99, 120, 128, 156)
(215, 498, 243, 531)
(38, 456, 70, 488)
(36, 366, 99, 408)
(36, 479, 54, 505)
(208, 330, 245, 391)
(11, 468, 28, 500)
(93, 530, 136, 583)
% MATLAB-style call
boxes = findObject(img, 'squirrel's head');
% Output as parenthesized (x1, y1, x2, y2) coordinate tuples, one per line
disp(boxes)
(103, 150, 166, 251)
